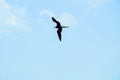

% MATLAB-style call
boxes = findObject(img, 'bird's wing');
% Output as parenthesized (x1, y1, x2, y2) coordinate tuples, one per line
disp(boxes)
(52, 17, 59, 23)
(57, 29, 62, 41)
(62, 26, 69, 28)
(57, 32, 61, 41)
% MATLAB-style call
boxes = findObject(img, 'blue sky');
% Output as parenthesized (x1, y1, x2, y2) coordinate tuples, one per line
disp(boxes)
(0, 0, 120, 80)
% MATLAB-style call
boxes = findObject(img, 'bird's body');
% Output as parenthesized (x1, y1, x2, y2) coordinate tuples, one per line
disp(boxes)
(52, 17, 68, 41)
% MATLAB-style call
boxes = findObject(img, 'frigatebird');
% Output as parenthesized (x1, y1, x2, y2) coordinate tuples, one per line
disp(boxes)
(52, 17, 68, 41)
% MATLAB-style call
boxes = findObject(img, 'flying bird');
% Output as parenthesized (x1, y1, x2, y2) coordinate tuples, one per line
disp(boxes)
(52, 17, 68, 41)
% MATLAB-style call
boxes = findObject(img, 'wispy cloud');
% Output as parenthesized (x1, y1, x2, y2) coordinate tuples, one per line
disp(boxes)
(87, 0, 110, 9)
(59, 13, 78, 27)
(0, 0, 31, 35)
(87, 0, 110, 6)
(72, 0, 110, 5)
(87, 0, 111, 14)
(72, 0, 111, 13)
(40, 10, 78, 27)
(40, 10, 55, 17)
(0, 30, 12, 35)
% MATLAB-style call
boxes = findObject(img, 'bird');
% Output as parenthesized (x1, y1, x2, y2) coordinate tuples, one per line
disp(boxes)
(52, 17, 68, 41)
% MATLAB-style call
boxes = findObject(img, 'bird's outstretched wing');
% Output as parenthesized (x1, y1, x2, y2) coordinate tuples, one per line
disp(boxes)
(62, 26, 69, 28)
(57, 29, 62, 41)
(52, 17, 59, 23)
(57, 31, 61, 41)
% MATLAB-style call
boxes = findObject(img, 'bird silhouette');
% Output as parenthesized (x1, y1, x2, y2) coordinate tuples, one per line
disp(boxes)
(52, 17, 68, 41)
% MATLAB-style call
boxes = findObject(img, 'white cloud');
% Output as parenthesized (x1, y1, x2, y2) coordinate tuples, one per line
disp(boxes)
(0, 0, 31, 35)
(40, 10, 78, 27)
(40, 10, 55, 17)
(5, 14, 31, 32)
(59, 13, 78, 27)
(14, 7, 26, 17)
(87, 0, 109, 8)
(72, 0, 110, 5)
(0, 30, 12, 35)
(88, 0, 109, 5)
(72, 0, 111, 13)
(86, 0, 111, 14)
